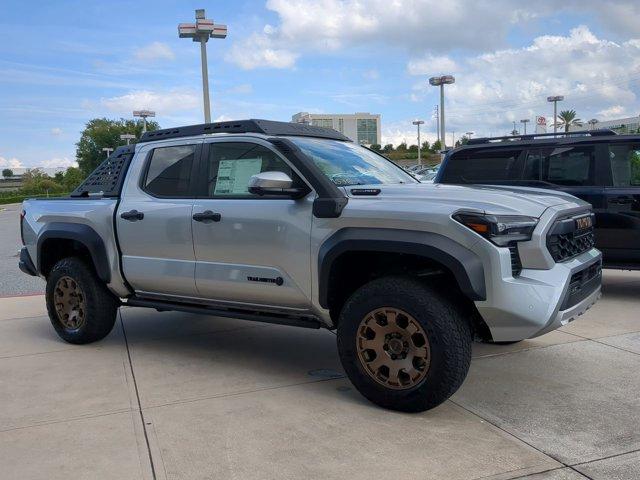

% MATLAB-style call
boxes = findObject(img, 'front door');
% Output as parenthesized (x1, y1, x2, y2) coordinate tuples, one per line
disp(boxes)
(600, 143, 640, 265)
(116, 142, 201, 296)
(191, 140, 313, 310)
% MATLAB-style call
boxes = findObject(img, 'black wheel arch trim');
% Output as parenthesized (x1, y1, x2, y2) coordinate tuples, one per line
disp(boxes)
(37, 222, 111, 283)
(318, 228, 486, 308)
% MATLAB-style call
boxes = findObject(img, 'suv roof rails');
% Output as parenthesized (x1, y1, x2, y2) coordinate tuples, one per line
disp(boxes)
(467, 129, 616, 145)
(139, 119, 351, 143)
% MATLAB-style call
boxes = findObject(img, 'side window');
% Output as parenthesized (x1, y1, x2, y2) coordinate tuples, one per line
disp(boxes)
(542, 146, 595, 186)
(206, 143, 294, 198)
(523, 150, 543, 180)
(440, 149, 522, 183)
(143, 145, 195, 197)
(609, 144, 640, 187)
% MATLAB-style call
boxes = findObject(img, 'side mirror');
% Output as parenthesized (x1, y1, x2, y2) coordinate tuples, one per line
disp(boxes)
(248, 171, 308, 198)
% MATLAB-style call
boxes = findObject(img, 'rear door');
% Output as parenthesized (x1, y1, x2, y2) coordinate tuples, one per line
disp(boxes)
(191, 139, 313, 310)
(600, 142, 640, 265)
(116, 141, 201, 296)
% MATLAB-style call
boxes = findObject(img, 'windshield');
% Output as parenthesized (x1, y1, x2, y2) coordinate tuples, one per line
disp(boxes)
(290, 137, 418, 187)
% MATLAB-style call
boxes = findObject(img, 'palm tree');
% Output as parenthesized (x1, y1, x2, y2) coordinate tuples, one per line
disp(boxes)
(554, 109, 582, 133)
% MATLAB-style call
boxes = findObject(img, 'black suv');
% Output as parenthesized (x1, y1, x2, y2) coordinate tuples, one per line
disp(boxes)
(435, 130, 640, 269)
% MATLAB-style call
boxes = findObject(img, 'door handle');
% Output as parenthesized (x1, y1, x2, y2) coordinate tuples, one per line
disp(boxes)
(120, 209, 144, 221)
(609, 196, 633, 205)
(192, 210, 221, 223)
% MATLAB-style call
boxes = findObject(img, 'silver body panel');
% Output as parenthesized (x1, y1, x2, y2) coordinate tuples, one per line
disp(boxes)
(22, 131, 602, 341)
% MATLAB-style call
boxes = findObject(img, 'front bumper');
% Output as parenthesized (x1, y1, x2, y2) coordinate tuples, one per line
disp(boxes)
(18, 247, 38, 277)
(475, 247, 602, 342)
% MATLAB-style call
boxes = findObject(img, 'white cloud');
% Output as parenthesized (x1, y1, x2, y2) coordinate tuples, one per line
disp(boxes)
(100, 89, 200, 115)
(50, 127, 63, 136)
(407, 55, 458, 76)
(598, 105, 627, 119)
(409, 26, 640, 136)
(226, 32, 297, 70)
(40, 157, 78, 169)
(0, 157, 24, 169)
(133, 42, 175, 62)
(226, 83, 253, 95)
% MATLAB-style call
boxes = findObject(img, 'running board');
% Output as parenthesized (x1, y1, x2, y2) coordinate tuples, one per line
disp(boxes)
(125, 297, 322, 329)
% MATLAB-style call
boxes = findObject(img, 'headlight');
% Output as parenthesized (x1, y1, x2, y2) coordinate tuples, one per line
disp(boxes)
(453, 212, 538, 246)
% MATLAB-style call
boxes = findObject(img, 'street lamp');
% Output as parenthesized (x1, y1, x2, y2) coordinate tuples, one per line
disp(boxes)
(102, 147, 114, 158)
(412, 120, 425, 165)
(465, 131, 474, 139)
(429, 75, 455, 149)
(547, 95, 564, 137)
(133, 110, 156, 133)
(520, 119, 530, 135)
(120, 134, 136, 145)
(179, 8, 228, 123)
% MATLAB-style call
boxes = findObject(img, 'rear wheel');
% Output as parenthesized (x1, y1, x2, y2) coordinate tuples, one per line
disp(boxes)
(46, 257, 119, 344)
(337, 276, 472, 412)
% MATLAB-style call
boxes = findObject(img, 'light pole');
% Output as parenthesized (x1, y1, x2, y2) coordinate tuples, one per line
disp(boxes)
(465, 131, 474, 139)
(120, 134, 136, 145)
(511, 121, 519, 136)
(520, 119, 530, 135)
(133, 110, 155, 133)
(547, 95, 564, 137)
(179, 9, 228, 123)
(429, 75, 455, 149)
(102, 147, 114, 158)
(412, 120, 425, 165)
(587, 118, 598, 130)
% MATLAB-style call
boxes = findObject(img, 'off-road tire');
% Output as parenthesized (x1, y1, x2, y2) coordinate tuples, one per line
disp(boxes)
(337, 276, 472, 412)
(46, 257, 119, 344)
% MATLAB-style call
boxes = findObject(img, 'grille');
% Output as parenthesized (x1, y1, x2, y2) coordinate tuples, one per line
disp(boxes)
(547, 216, 595, 263)
(70, 145, 135, 198)
(509, 243, 522, 277)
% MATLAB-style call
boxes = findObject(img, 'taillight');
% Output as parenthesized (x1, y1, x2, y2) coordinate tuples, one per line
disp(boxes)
(20, 210, 25, 245)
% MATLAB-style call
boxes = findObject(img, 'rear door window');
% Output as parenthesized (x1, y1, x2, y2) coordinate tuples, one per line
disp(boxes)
(608, 144, 640, 187)
(440, 149, 522, 183)
(544, 146, 595, 186)
(143, 145, 196, 197)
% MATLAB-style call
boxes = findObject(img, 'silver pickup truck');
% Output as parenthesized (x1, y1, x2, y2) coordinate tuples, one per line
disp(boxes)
(19, 119, 602, 412)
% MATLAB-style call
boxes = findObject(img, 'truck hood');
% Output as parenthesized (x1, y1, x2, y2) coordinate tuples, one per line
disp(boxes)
(342, 183, 589, 218)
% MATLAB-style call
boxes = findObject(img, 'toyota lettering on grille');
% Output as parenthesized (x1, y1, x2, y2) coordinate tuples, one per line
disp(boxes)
(575, 215, 593, 231)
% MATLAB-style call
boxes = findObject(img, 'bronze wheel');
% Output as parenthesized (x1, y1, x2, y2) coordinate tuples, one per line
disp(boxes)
(53, 275, 86, 330)
(356, 307, 430, 390)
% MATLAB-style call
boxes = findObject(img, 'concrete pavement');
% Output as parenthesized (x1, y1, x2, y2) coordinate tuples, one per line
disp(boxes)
(0, 270, 639, 479)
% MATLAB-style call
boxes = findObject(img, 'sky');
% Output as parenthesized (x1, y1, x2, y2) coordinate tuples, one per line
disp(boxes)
(2, 0, 640, 169)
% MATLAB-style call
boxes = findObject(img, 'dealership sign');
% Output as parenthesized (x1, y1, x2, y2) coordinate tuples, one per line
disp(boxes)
(536, 116, 547, 133)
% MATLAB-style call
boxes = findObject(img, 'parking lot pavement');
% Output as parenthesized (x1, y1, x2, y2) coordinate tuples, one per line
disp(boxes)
(0, 203, 45, 297)
(0, 270, 639, 479)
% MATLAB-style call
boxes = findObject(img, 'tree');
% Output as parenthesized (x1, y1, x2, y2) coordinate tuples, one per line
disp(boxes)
(62, 167, 84, 192)
(76, 118, 160, 175)
(408, 144, 419, 152)
(369, 144, 382, 152)
(396, 142, 408, 152)
(421, 141, 430, 152)
(430, 139, 442, 153)
(382, 144, 394, 153)
(2, 168, 13, 178)
(554, 109, 582, 133)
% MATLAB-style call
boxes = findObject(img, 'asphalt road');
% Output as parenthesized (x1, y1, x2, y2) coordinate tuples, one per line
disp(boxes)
(0, 203, 44, 296)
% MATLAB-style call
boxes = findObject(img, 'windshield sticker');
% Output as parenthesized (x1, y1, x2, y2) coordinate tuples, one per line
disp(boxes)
(214, 158, 263, 195)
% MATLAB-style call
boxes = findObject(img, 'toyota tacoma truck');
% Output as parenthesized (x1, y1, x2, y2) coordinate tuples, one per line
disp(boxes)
(19, 119, 602, 412)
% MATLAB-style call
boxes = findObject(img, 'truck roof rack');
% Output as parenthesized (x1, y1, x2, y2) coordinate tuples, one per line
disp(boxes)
(139, 119, 351, 143)
(467, 129, 616, 145)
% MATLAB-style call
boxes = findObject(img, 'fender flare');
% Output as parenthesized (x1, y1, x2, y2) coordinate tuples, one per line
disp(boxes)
(37, 222, 111, 283)
(317, 228, 486, 309)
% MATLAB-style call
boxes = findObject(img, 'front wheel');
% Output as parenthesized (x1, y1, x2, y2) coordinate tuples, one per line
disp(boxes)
(337, 276, 472, 412)
(46, 257, 119, 344)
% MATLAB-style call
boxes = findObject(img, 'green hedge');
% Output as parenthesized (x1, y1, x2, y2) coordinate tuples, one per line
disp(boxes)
(0, 193, 70, 205)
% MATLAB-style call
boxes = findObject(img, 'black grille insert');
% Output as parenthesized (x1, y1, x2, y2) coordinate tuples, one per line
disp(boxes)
(509, 243, 522, 276)
(547, 214, 595, 262)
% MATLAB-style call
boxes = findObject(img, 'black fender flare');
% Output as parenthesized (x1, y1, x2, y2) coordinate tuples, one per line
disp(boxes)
(317, 228, 486, 309)
(37, 222, 111, 283)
